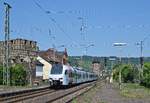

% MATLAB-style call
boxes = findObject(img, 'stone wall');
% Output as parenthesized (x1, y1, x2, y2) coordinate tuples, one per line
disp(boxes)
(0, 38, 38, 64)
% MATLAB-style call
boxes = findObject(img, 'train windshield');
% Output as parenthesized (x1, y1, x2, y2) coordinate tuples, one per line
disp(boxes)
(51, 63, 63, 74)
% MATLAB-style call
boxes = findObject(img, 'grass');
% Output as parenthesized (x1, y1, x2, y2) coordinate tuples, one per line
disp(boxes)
(120, 83, 150, 98)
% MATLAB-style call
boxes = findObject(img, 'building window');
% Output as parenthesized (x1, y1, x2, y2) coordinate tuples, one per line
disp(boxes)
(36, 66, 43, 77)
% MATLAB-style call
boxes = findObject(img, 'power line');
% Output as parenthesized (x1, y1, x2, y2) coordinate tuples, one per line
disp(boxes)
(32, 0, 79, 46)
(143, 34, 150, 42)
(136, 34, 150, 79)
(48, 29, 56, 49)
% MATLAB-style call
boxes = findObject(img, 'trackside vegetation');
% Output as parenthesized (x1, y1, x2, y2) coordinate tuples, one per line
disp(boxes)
(113, 64, 135, 83)
(113, 62, 150, 88)
(0, 64, 27, 86)
(140, 63, 150, 88)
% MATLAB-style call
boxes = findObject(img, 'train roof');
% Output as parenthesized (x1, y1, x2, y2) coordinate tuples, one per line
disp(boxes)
(73, 67, 94, 73)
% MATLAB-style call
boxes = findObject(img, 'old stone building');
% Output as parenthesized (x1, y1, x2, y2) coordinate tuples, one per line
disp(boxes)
(0, 38, 69, 84)
(0, 38, 39, 85)
(0, 38, 38, 64)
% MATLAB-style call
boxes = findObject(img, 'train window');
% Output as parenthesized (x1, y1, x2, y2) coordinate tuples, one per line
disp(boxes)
(74, 70, 77, 79)
(86, 73, 88, 78)
(83, 73, 85, 79)
(51, 63, 63, 74)
(79, 73, 81, 78)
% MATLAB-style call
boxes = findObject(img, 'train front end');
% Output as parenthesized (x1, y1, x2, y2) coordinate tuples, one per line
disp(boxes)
(49, 63, 64, 86)
(49, 63, 70, 86)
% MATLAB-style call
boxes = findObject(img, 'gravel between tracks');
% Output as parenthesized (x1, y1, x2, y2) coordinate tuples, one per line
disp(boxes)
(73, 80, 150, 103)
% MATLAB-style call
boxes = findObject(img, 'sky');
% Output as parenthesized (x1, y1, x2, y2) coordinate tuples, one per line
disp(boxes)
(0, 0, 150, 57)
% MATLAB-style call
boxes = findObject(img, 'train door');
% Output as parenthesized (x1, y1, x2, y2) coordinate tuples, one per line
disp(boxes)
(68, 69, 74, 84)
(63, 69, 69, 85)
(74, 70, 77, 84)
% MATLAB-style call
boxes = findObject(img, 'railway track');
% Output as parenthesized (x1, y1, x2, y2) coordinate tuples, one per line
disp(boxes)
(0, 81, 99, 103)
(47, 80, 106, 103)
(47, 82, 96, 103)
(0, 86, 55, 103)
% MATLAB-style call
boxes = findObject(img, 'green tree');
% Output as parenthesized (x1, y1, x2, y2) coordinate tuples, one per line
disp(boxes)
(141, 62, 150, 88)
(121, 64, 134, 83)
(113, 64, 120, 81)
(10, 64, 27, 86)
(113, 64, 135, 83)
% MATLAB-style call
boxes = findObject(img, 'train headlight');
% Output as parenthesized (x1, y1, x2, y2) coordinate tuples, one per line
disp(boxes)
(49, 78, 53, 81)
(59, 78, 63, 81)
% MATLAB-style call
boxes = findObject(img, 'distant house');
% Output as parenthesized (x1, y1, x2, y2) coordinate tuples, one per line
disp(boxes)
(35, 48, 68, 81)
(35, 61, 44, 77)
(92, 61, 103, 78)
(36, 56, 52, 80)
(33, 61, 44, 85)
(38, 48, 68, 64)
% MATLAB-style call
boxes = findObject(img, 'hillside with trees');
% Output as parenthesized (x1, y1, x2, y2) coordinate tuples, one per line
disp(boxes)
(69, 56, 150, 70)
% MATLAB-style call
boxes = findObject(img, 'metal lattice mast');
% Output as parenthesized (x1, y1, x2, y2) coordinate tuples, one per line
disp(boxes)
(4, 2, 11, 86)
(48, 29, 56, 61)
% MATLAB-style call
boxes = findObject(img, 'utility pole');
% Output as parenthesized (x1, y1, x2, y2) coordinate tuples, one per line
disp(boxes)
(136, 34, 150, 81)
(113, 42, 127, 89)
(27, 50, 32, 86)
(78, 17, 86, 67)
(119, 55, 122, 89)
(140, 41, 143, 78)
(109, 57, 116, 83)
(104, 57, 107, 69)
(3, 2, 11, 86)
(138, 41, 144, 78)
(48, 29, 56, 62)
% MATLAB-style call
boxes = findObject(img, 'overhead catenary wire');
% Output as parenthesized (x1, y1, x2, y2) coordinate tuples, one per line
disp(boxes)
(143, 34, 150, 42)
(32, 0, 79, 47)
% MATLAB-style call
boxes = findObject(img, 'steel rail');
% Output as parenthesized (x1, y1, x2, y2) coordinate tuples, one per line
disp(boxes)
(47, 81, 97, 103)
(0, 86, 54, 102)
(66, 80, 105, 103)
(5, 89, 56, 103)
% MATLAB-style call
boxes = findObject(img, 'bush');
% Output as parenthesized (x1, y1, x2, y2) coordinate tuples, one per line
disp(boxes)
(0, 64, 27, 86)
(141, 63, 150, 88)
(121, 65, 134, 83)
(10, 64, 27, 86)
(113, 64, 120, 81)
(113, 64, 135, 83)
